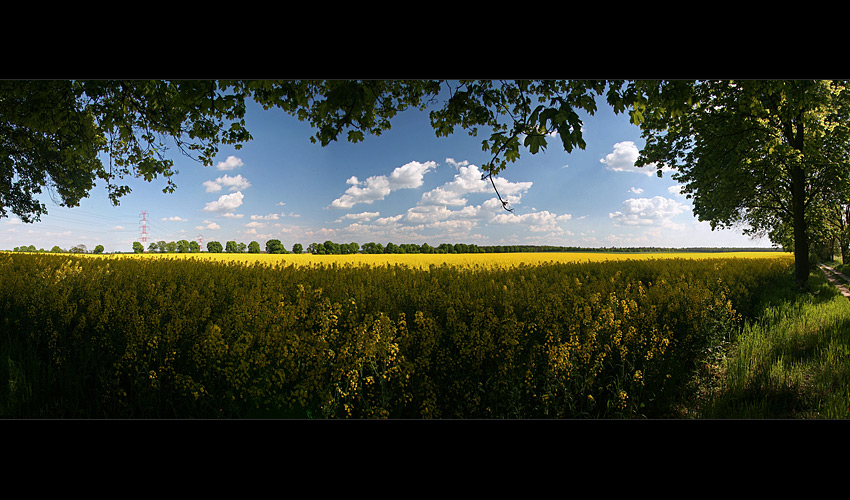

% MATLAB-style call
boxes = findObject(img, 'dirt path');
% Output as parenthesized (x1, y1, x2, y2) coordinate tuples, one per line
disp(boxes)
(817, 263, 850, 299)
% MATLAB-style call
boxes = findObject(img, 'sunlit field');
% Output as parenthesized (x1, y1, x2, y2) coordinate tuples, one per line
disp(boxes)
(90, 250, 792, 269)
(1, 249, 799, 418)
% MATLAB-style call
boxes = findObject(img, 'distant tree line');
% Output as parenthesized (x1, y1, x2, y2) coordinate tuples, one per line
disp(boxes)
(302, 242, 784, 255)
(8, 244, 104, 254)
(5, 240, 783, 255)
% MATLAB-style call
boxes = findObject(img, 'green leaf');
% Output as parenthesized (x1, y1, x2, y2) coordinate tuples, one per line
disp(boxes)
(630, 109, 644, 125)
(347, 130, 365, 143)
(524, 133, 547, 155)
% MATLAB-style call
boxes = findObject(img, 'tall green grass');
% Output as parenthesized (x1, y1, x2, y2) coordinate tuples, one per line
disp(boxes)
(698, 269, 850, 418)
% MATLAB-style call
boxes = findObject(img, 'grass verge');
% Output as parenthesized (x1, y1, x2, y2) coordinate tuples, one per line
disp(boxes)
(684, 267, 850, 418)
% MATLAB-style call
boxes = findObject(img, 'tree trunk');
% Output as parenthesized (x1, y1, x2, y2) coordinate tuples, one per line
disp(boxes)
(838, 204, 850, 264)
(791, 160, 809, 287)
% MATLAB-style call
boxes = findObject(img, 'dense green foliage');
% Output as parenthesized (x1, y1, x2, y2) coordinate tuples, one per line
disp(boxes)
(1, 253, 793, 418)
(1, 80, 252, 222)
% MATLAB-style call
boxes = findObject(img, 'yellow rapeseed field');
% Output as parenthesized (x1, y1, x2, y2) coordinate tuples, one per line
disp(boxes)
(95, 250, 792, 269)
(1, 249, 795, 418)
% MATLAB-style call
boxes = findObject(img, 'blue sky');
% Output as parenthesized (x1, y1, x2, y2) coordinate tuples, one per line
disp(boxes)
(1, 93, 774, 253)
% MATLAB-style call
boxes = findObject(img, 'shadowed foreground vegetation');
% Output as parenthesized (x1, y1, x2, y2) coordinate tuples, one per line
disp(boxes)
(682, 267, 850, 419)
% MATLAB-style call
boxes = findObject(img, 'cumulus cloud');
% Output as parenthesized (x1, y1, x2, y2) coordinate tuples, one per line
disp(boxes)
(388, 161, 436, 189)
(340, 211, 380, 221)
(203, 174, 251, 193)
(406, 205, 456, 224)
(609, 196, 688, 229)
(419, 159, 532, 208)
(111, 225, 125, 230)
(374, 214, 403, 225)
(404, 203, 484, 227)
(629, 187, 644, 195)
(222, 213, 244, 219)
(330, 161, 437, 209)
(250, 213, 283, 221)
(216, 155, 244, 171)
(489, 210, 572, 232)
(425, 219, 478, 232)
(668, 184, 685, 197)
(600, 141, 657, 176)
(161, 216, 186, 222)
(203, 191, 245, 212)
(195, 221, 221, 230)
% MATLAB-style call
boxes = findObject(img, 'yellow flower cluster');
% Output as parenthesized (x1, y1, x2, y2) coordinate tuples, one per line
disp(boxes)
(0, 251, 793, 418)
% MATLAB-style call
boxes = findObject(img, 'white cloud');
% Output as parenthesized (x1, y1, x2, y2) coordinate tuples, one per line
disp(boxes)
(406, 205, 456, 224)
(489, 210, 572, 232)
(111, 225, 125, 230)
(331, 176, 391, 208)
(222, 213, 244, 219)
(340, 211, 380, 221)
(609, 196, 689, 229)
(162, 216, 186, 222)
(668, 184, 684, 197)
(404, 203, 484, 226)
(419, 159, 532, 208)
(426, 219, 478, 232)
(388, 161, 436, 189)
(601, 141, 656, 176)
(483, 196, 518, 210)
(203, 174, 251, 193)
(250, 213, 283, 221)
(629, 187, 644, 195)
(195, 222, 221, 230)
(374, 214, 403, 225)
(203, 191, 245, 212)
(245, 221, 266, 228)
(330, 161, 437, 209)
(216, 155, 244, 171)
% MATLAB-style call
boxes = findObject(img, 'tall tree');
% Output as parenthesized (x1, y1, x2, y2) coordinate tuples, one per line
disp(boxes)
(265, 239, 285, 254)
(629, 80, 850, 286)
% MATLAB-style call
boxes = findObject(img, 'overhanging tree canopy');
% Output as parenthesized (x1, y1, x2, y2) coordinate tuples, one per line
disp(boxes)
(1, 80, 643, 222)
(0, 80, 252, 222)
(631, 80, 850, 286)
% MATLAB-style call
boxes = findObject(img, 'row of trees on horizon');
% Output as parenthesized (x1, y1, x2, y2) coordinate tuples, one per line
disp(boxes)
(7, 240, 785, 255)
